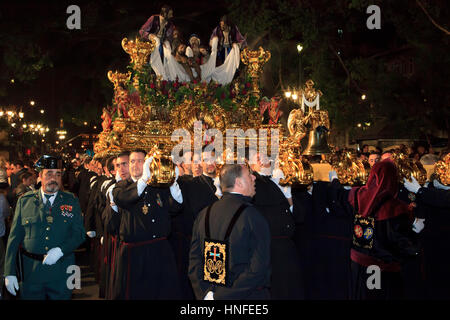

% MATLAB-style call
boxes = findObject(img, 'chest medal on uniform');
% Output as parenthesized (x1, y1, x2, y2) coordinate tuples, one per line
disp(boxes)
(156, 193, 163, 207)
(46, 216, 54, 224)
(353, 215, 374, 249)
(408, 192, 416, 202)
(142, 204, 149, 215)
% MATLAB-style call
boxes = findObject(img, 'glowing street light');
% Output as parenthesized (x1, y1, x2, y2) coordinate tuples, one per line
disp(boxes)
(30, 101, 35, 106)
(285, 91, 292, 98)
(40, 109, 45, 114)
(361, 94, 367, 100)
(297, 44, 303, 53)
(292, 93, 298, 100)
(19, 112, 24, 118)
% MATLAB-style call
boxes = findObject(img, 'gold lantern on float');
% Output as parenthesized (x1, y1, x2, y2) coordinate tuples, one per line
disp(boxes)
(331, 151, 371, 186)
(278, 140, 314, 187)
(392, 152, 427, 186)
(145, 144, 176, 187)
(433, 153, 450, 186)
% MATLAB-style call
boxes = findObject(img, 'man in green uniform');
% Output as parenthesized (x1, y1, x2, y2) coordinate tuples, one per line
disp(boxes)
(3, 155, 85, 300)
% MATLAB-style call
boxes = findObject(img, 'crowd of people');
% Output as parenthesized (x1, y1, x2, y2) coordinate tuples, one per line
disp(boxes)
(0, 140, 448, 300)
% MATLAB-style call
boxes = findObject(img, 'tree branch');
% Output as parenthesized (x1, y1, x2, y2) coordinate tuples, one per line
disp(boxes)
(416, 0, 450, 35)
(328, 43, 363, 94)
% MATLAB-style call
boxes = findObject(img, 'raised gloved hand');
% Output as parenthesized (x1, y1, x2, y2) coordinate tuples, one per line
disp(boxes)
(87, 231, 96, 238)
(403, 176, 421, 194)
(140, 157, 153, 184)
(434, 179, 450, 190)
(328, 171, 338, 182)
(412, 218, 425, 233)
(203, 291, 214, 300)
(5, 275, 19, 296)
(213, 176, 222, 198)
(42, 247, 63, 265)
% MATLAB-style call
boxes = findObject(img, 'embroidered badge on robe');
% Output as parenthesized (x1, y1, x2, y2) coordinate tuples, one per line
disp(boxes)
(203, 240, 227, 286)
(353, 215, 375, 249)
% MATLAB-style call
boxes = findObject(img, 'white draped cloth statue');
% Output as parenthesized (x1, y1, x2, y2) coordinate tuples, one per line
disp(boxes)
(149, 36, 240, 85)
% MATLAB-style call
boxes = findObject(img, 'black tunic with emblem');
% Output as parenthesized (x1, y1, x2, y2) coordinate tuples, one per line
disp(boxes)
(110, 178, 182, 300)
(252, 172, 304, 299)
(189, 192, 271, 300)
(328, 179, 419, 300)
(414, 185, 450, 299)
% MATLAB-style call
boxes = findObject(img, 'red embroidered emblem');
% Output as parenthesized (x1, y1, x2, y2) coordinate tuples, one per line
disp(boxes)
(354, 225, 363, 238)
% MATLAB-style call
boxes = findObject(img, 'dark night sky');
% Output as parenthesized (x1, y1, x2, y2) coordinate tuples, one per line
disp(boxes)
(0, 0, 228, 135)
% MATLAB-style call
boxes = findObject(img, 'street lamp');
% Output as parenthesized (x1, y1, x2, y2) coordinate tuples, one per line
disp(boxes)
(30, 101, 35, 106)
(297, 43, 303, 88)
(285, 91, 292, 98)
(361, 94, 367, 100)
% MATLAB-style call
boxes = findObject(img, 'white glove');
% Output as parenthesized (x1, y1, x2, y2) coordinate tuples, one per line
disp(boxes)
(87, 231, 96, 238)
(5, 275, 19, 296)
(329, 170, 338, 182)
(434, 179, 450, 190)
(175, 165, 180, 180)
(100, 236, 104, 245)
(107, 184, 115, 204)
(412, 218, 425, 233)
(115, 171, 122, 182)
(204, 291, 214, 300)
(140, 157, 153, 184)
(213, 176, 222, 198)
(403, 176, 421, 194)
(42, 247, 64, 265)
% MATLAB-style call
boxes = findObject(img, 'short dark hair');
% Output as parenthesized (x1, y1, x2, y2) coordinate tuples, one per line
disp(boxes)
(117, 151, 130, 159)
(220, 164, 244, 192)
(13, 160, 24, 167)
(130, 149, 147, 157)
(369, 151, 381, 156)
(106, 156, 115, 172)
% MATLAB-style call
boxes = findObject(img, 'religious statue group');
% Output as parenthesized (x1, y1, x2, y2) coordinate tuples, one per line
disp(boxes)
(139, 5, 247, 84)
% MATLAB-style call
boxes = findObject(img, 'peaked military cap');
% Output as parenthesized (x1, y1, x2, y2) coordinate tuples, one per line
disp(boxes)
(34, 155, 64, 171)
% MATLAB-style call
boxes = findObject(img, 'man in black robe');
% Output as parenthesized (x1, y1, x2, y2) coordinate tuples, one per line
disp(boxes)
(249, 152, 304, 299)
(168, 151, 196, 299)
(403, 176, 450, 299)
(109, 149, 183, 299)
(179, 148, 220, 220)
(103, 151, 130, 299)
(189, 164, 271, 299)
